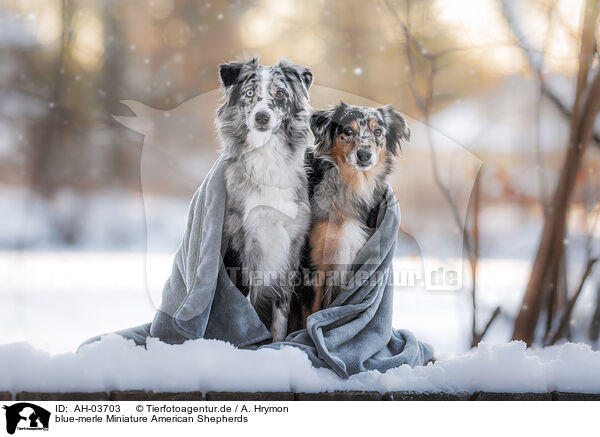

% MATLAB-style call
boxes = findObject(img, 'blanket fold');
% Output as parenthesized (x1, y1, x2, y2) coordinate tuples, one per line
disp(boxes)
(79, 156, 433, 378)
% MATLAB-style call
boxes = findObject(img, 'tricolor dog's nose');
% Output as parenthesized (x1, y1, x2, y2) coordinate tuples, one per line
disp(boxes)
(357, 149, 372, 163)
(255, 111, 270, 126)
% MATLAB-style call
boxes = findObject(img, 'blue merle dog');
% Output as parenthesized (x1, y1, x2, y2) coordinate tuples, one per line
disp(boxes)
(216, 58, 313, 341)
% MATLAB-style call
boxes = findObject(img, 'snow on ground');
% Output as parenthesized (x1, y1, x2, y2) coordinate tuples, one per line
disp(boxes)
(0, 251, 160, 353)
(2, 334, 600, 394)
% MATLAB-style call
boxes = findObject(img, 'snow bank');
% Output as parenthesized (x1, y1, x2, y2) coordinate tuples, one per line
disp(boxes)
(2, 336, 600, 394)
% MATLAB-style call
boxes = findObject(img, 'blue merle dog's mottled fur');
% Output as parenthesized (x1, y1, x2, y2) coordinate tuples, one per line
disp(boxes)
(216, 58, 313, 341)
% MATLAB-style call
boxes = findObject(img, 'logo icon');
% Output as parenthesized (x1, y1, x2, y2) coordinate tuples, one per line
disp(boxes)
(3, 403, 50, 435)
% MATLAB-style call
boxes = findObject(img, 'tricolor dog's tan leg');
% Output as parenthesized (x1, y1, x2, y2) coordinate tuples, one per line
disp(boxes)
(305, 220, 345, 323)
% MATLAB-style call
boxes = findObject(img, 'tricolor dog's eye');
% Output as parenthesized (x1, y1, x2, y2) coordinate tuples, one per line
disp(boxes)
(373, 128, 383, 137)
(344, 126, 355, 136)
(245, 89, 254, 98)
(275, 89, 285, 99)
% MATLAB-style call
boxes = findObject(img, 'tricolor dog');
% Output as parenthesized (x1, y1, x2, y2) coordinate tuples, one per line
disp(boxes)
(305, 103, 410, 319)
(216, 58, 313, 342)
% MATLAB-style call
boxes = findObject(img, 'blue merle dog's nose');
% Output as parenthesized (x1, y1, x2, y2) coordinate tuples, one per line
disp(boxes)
(255, 111, 270, 126)
(357, 148, 372, 163)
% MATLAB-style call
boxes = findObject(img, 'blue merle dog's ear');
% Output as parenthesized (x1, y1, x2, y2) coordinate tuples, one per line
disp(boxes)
(218, 62, 244, 88)
(300, 68, 313, 91)
(278, 58, 313, 93)
(379, 105, 410, 156)
(311, 108, 335, 156)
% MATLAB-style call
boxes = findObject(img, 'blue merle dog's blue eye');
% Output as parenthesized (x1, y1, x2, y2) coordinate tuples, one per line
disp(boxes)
(245, 89, 254, 97)
(275, 89, 285, 99)
(374, 128, 383, 137)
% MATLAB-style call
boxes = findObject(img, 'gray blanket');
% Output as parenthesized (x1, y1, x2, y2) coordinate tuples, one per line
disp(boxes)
(79, 156, 433, 378)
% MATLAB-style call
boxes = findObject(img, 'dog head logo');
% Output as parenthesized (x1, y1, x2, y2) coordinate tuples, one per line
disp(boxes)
(3, 403, 50, 434)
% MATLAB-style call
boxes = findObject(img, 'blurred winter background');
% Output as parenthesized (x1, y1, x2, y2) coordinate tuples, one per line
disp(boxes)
(1, 0, 600, 358)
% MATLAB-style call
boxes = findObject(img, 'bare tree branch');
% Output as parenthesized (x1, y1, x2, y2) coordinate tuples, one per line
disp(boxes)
(501, 0, 600, 147)
(590, 284, 600, 341)
(548, 256, 598, 345)
(473, 306, 502, 346)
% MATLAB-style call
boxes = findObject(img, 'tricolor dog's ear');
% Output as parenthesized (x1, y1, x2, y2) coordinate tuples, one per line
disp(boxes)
(379, 105, 410, 156)
(310, 108, 335, 156)
(218, 62, 244, 88)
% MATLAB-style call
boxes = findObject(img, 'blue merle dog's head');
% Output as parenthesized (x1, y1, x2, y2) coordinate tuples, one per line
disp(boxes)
(216, 58, 313, 155)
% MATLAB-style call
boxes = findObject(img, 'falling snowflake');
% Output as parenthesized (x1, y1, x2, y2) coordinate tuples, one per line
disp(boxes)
(353, 67, 363, 76)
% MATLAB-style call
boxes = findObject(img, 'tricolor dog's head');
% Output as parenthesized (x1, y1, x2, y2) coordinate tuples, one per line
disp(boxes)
(216, 57, 313, 154)
(311, 103, 410, 174)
